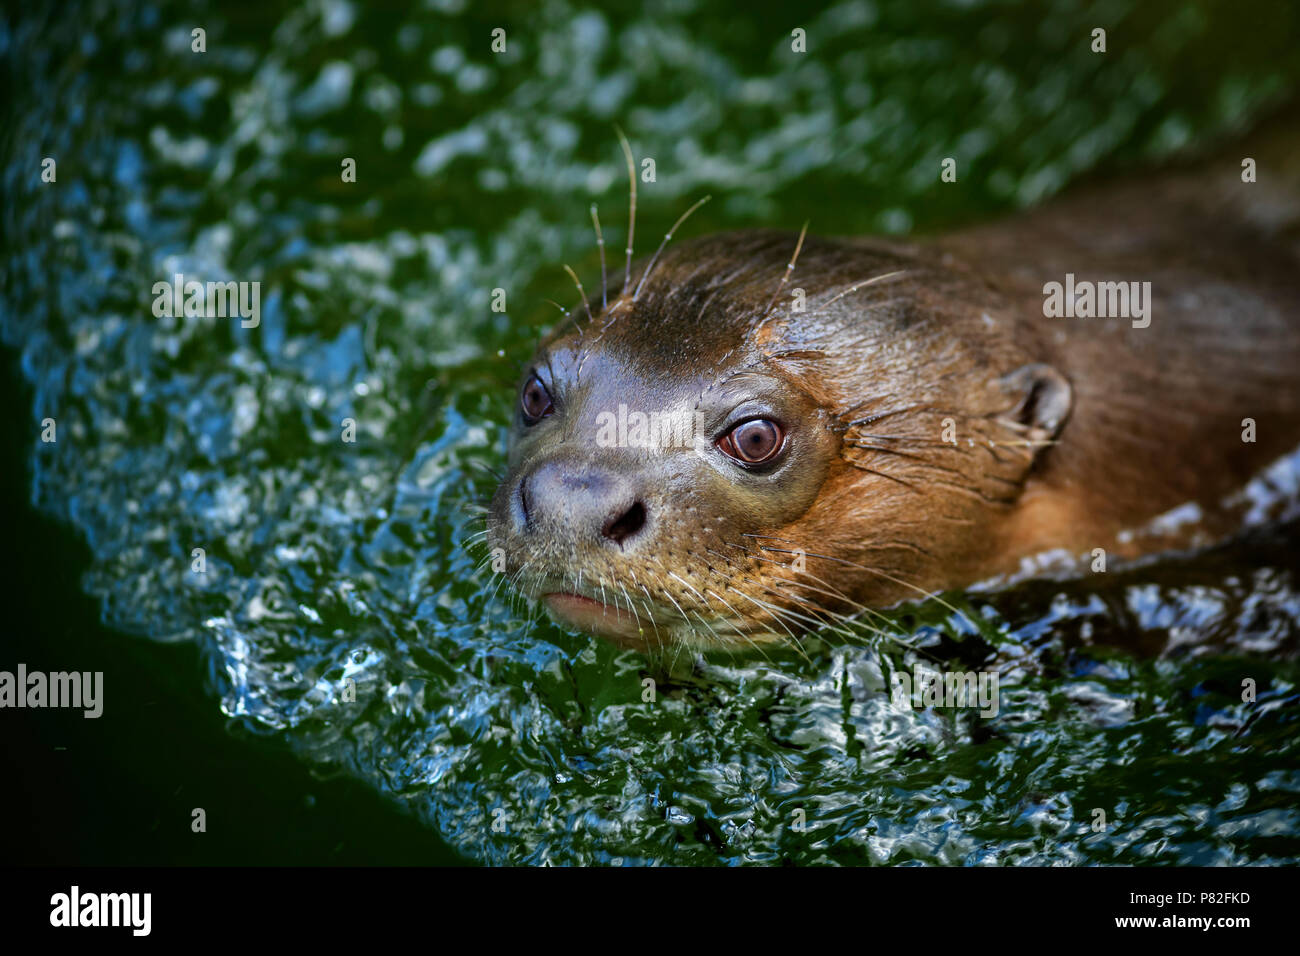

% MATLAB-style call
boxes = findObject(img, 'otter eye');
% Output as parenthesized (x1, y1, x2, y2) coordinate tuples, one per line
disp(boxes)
(717, 418, 784, 465)
(520, 374, 554, 425)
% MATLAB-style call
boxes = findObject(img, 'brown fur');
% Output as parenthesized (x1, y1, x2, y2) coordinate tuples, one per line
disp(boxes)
(487, 118, 1300, 652)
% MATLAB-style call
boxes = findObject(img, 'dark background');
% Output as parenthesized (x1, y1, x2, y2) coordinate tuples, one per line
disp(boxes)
(0, 355, 467, 864)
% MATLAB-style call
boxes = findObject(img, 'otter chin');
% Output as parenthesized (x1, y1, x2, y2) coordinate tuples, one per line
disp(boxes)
(486, 125, 1300, 653)
(542, 593, 652, 649)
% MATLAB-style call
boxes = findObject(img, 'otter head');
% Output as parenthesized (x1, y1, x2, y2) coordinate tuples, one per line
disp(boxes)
(487, 230, 1072, 653)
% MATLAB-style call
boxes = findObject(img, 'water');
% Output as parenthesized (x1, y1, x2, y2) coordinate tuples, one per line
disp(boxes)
(3, 0, 1299, 865)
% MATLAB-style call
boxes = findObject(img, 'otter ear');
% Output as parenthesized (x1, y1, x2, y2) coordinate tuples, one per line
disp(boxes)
(998, 363, 1072, 443)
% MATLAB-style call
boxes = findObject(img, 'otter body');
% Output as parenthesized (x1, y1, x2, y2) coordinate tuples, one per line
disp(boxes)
(487, 130, 1300, 652)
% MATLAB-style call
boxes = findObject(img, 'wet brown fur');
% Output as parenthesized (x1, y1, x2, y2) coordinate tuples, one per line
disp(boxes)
(487, 114, 1300, 653)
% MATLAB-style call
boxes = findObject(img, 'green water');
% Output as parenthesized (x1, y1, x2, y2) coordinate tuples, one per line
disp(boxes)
(3, 0, 1299, 865)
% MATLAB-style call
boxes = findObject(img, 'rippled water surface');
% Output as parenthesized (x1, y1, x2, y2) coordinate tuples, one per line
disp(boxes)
(4, 0, 1300, 864)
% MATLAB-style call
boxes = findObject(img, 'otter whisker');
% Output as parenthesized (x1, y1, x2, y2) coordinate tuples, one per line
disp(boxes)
(847, 433, 1034, 462)
(495, 558, 536, 610)
(616, 580, 644, 633)
(642, 601, 666, 657)
(848, 464, 924, 492)
(590, 204, 608, 312)
(562, 264, 594, 328)
(700, 604, 780, 660)
(669, 637, 687, 674)
(615, 125, 637, 297)
(702, 585, 782, 644)
(738, 538, 909, 616)
(657, 586, 694, 629)
(842, 442, 971, 476)
(762, 347, 827, 361)
(750, 583, 898, 651)
(754, 220, 809, 332)
(667, 570, 709, 608)
(702, 547, 747, 576)
(854, 433, 959, 443)
(707, 587, 807, 664)
(746, 559, 874, 620)
(815, 269, 907, 313)
(756, 578, 940, 659)
(753, 580, 853, 629)
(733, 582, 834, 635)
(629, 576, 665, 652)
(686, 608, 742, 657)
(723, 586, 821, 657)
(633, 195, 712, 301)
(465, 459, 504, 481)
(483, 558, 512, 606)
(503, 563, 533, 596)
(840, 403, 937, 428)
(742, 586, 880, 648)
(741, 533, 932, 557)
(788, 548, 978, 631)
(731, 537, 945, 651)
(656, 559, 752, 652)
(742, 574, 843, 633)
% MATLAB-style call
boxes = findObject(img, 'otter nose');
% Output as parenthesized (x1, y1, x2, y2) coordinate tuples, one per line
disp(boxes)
(519, 461, 648, 546)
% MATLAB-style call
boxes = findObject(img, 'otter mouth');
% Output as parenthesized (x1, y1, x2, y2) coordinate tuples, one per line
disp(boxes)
(537, 585, 781, 654)
(541, 592, 654, 649)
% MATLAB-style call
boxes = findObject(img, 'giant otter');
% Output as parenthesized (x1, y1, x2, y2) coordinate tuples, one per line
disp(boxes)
(486, 121, 1300, 653)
